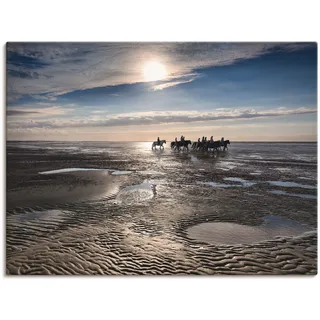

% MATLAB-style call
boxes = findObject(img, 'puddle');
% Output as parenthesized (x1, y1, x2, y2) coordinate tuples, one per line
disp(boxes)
(267, 180, 317, 189)
(217, 161, 245, 171)
(39, 168, 132, 175)
(187, 215, 313, 245)
(39, 168, 102, 174)
(138, 170, 166, 176)
(224, 177, 256, 187)
(270, 190, 317, 199)
(13, 209, 71, 222)
(246, 154, 263, 159)
(298, 176, 314, 181)
(249, 172, 262, 176)
(274, 168, 291, 172)
(198, 182, 241, 188)
(116, 182, 155, 204)
(111, 171, 132, 175)
(143, 179, 165, 185)
(199, 177, 255, 188)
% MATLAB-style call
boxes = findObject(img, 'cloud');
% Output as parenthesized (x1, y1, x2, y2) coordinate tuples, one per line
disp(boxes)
(7, 110, 39, 116)
(152, 78, 194, 91)
(7, 42, 314, 101)
(7, 107, 316, 130)
(91, 110, 109, 114)
(152, 73, 200, 90)
(7, 106, 74, 117)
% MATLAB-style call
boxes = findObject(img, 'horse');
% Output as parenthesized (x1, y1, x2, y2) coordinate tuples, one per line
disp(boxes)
(192, 141, 206, 151)
(206, 141, 222, 151)
(152, 139, 166, 150)
(175, 140, 192, 151)
(221, 140, 230, 151)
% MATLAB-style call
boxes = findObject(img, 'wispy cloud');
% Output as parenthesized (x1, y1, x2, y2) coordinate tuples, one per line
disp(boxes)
(7, 110, 40, 116)
(7, 107, 316, 130)
(7, 42, 314, 101)
(7, 106, 74, 117)
(90, 110, 109, 114)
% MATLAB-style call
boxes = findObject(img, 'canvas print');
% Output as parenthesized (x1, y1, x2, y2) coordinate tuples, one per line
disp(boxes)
(6, 42, 317, 275)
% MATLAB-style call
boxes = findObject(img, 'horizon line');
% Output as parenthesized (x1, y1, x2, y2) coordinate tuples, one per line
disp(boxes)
(6, 140, 318, 143)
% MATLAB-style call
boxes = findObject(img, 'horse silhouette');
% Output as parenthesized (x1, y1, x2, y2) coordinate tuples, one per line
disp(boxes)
(152, 139, 166, 150)
(175, 140, 192, 151)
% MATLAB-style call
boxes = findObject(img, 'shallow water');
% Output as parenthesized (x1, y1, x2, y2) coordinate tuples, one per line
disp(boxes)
(39, 168, 132, 175)
(224, 177, 256, 187)
(267, 180, 317, 189)
(199, 177, 256, 188)
(187, 216, 313, 245)
(198, 181, 242, 188)
(270, 190, 317, 199)
(6, 141, 318, 275)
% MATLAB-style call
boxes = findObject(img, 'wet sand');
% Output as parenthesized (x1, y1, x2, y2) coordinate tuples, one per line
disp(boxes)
(6, 141, 317, 275)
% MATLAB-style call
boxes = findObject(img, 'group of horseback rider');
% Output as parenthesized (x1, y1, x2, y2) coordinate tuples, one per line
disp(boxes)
(195, 136, 225, 145)
(153, 135, 228, 152)
(191, 136, 228, 151)
(154, 135, 229, 151)
(170, 135, 225, 147)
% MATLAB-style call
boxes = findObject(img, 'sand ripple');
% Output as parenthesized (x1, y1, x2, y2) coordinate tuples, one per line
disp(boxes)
(6, 201, 317, 275)
(6, 142, 317, 275)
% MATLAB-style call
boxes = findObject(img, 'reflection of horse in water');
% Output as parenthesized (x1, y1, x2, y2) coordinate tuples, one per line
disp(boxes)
(152, 139, 166, 150)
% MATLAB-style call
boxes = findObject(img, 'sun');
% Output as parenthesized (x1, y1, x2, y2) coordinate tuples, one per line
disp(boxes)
(143, 61, 167, 82)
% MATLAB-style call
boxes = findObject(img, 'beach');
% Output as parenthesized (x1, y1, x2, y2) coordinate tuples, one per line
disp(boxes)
(6, 141, 317, 275)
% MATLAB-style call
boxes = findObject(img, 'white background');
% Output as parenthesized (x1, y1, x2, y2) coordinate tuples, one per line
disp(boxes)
(1, 1, 319, 319)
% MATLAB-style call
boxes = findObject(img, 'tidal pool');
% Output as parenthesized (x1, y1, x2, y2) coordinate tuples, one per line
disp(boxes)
(39, 168, 132, 175)
(187, 216, 312, 245)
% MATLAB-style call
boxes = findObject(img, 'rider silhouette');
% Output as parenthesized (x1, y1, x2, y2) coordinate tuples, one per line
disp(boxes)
(210, 136, 214, 143)
(180, 135, 184, 142)
(157, 137, 160, 145)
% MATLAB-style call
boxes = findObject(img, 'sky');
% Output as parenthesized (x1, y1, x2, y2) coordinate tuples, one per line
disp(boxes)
(6, 42, 317, 141)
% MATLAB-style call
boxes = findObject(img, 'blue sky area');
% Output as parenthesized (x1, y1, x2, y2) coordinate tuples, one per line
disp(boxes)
(6, 42, 317, 141)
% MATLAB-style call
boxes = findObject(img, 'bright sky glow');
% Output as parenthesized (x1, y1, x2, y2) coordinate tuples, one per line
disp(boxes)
(143, 61, 167, 82)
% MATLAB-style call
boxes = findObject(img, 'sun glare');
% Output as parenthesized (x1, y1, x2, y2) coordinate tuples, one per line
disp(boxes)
(143, 61, 167, 82)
